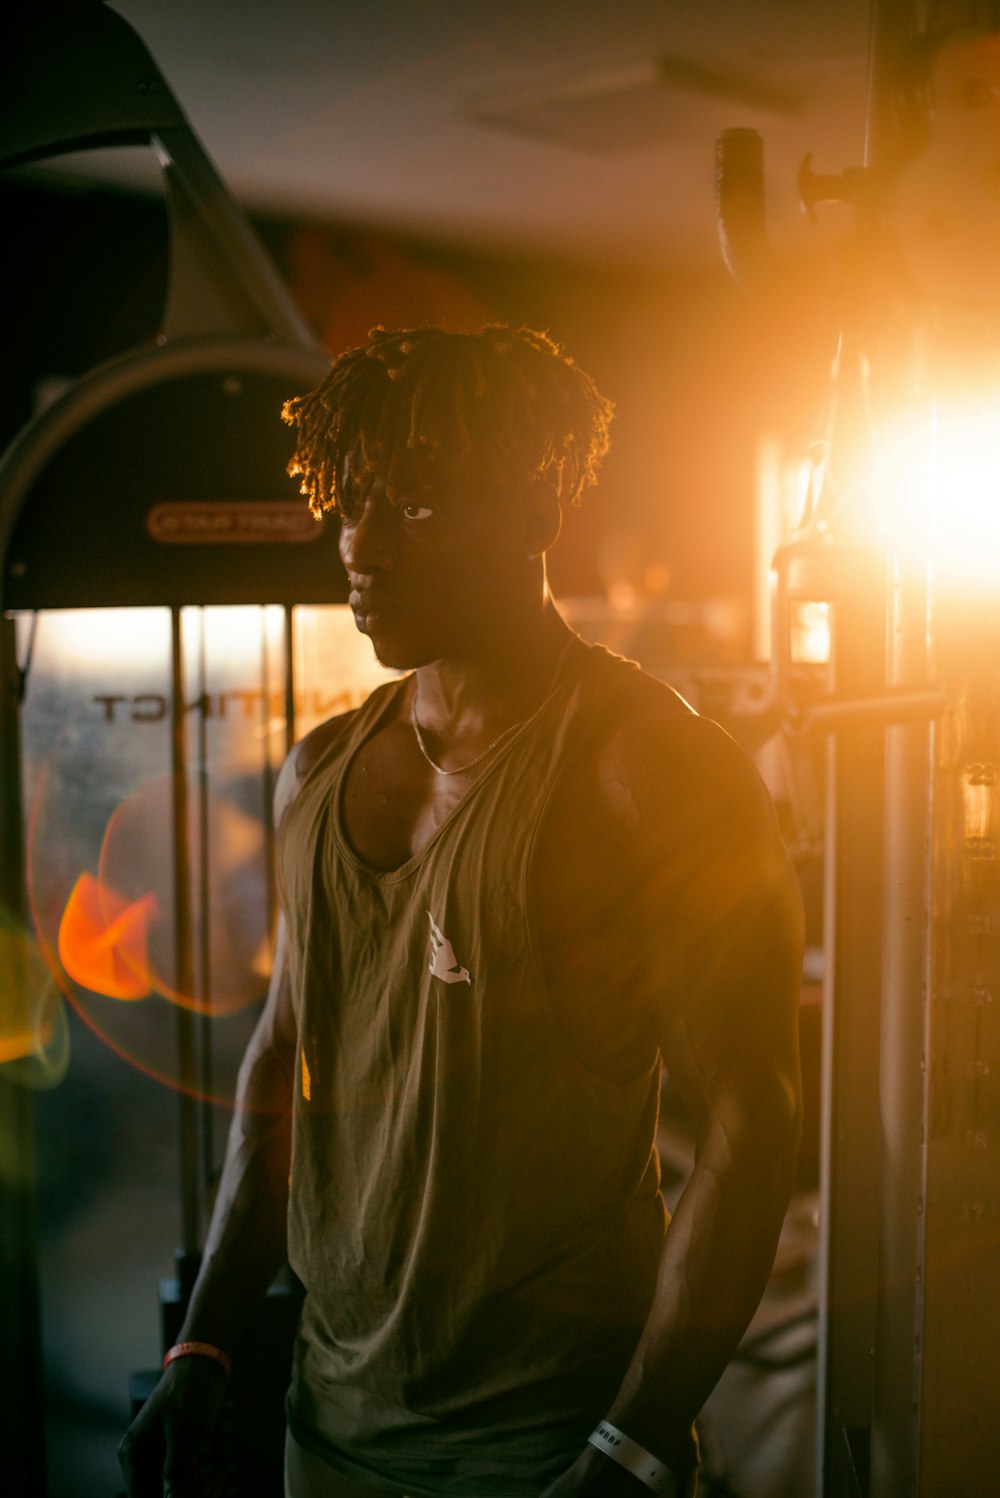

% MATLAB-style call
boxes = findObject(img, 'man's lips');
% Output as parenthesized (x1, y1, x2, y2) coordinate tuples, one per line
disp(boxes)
(349, 589, 399, 623)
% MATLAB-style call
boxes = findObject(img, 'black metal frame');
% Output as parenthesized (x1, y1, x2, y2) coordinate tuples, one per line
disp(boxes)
(0, 7, 329, 1492)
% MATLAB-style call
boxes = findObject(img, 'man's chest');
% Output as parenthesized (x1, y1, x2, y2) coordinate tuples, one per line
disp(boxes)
(340, 720, 471, 871)
(335, 727, 660, 1083)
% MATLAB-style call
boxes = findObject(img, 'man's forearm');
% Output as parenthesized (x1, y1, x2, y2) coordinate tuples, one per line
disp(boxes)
(176, 1063, 293, 1355)
(606, 1104, 801, 1471)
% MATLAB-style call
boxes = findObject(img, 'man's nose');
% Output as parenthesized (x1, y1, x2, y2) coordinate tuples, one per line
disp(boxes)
(339, 501, 395, 573)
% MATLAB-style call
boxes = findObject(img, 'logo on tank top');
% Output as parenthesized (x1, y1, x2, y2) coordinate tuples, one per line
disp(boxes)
(426, 911, 472, 985)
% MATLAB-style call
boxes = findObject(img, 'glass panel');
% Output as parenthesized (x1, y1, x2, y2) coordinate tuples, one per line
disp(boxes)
(20, 608, 178, 1090)
(15, 607, 180, 1497)
(292, 603, 397, 740)
(17, 604, 394, 1120)
(176, 605, 289, 1167)
(14, 602, 395, 1496)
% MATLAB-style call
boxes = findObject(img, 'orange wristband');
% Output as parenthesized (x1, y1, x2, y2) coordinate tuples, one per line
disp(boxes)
(163, 1340, 231, 1381)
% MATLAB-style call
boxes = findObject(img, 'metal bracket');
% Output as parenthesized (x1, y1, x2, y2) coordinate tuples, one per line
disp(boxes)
(1, 2, 318, 349)
(797, 154, 870, 224)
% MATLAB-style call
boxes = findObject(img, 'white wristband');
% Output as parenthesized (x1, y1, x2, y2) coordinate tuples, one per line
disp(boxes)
(588, 1420, 676, 1495)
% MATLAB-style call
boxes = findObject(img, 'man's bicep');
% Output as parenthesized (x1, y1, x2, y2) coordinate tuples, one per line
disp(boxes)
(251, 716, 343, 1106)
(621, 730, 804, 1133)
(654, 840, 805, 1143)
(537, 704, 803, 1103)
(236, 913, 297, 1112)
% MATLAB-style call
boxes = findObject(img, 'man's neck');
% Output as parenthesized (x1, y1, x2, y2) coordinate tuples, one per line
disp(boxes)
(411, 600, 573, 740)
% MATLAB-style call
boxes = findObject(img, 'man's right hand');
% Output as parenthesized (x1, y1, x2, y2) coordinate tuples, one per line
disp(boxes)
(117, 897, 297, 1494)
(118, 1355, 229, 1498)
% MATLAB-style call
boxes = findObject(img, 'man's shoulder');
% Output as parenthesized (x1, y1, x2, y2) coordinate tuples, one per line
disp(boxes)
(582, 646, 693, 715)
(274, 672, 402, 827)
(557, 653, 778, 863)
(534, 659, 788, 976)
(579, 653, 760, 800)
(274, 710, 358, 828)
(274, 674, 406, 827)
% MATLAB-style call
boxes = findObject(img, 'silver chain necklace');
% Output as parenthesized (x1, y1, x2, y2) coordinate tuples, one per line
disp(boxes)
(410, 700, 527, 776)
(410, 635, 575, 777)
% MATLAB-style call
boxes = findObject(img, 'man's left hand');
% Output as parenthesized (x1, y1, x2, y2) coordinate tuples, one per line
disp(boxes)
(538, 1443, 698, 1498)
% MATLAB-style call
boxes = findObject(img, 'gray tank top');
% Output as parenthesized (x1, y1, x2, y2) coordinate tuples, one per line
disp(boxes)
(278, 640, 669, 1497)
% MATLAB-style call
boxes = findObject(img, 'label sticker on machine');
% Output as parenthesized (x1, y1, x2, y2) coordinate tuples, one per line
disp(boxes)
(146, 501, 321, 543)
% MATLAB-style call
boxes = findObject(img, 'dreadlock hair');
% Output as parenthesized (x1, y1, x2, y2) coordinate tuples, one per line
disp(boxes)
(281, 324, 614, 519)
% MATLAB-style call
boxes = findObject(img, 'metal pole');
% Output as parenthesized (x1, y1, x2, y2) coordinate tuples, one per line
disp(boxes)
(259, 607, 277, 923)
(814, 5, 920, 1491)
(0, 613, 46, 1498)
(815, 552, 888, 1497)
(918, 583, 1000, 1490)
(871, 555, 931, 1496)
(156, 124, 319, 348)
(195, 609, 215, 1190)
(170, 605, 201, 1291)
(283, 604, 296, 759)
(864, 0, 919, 172)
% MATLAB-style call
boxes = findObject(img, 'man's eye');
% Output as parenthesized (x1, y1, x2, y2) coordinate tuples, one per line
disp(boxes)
(400, 503, 434, 521)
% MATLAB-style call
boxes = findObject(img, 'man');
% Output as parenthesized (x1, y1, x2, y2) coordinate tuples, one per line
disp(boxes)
(119, 325, 803, 1498)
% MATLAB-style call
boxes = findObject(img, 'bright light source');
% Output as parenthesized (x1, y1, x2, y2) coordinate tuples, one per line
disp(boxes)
(182, 603, 286, 663)
(33, 607, 170, 671)
(880, 400, 1000, 578)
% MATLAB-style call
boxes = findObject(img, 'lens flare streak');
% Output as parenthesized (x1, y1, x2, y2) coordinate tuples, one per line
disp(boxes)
(0, 906, 69, 1085)
(57, 873, 157, 1001)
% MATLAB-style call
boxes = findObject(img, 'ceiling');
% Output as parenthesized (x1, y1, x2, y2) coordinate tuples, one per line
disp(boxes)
(28, 0, 873, 270)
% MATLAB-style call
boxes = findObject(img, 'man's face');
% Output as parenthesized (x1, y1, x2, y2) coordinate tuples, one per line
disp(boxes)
(337, 446, 528, 670)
